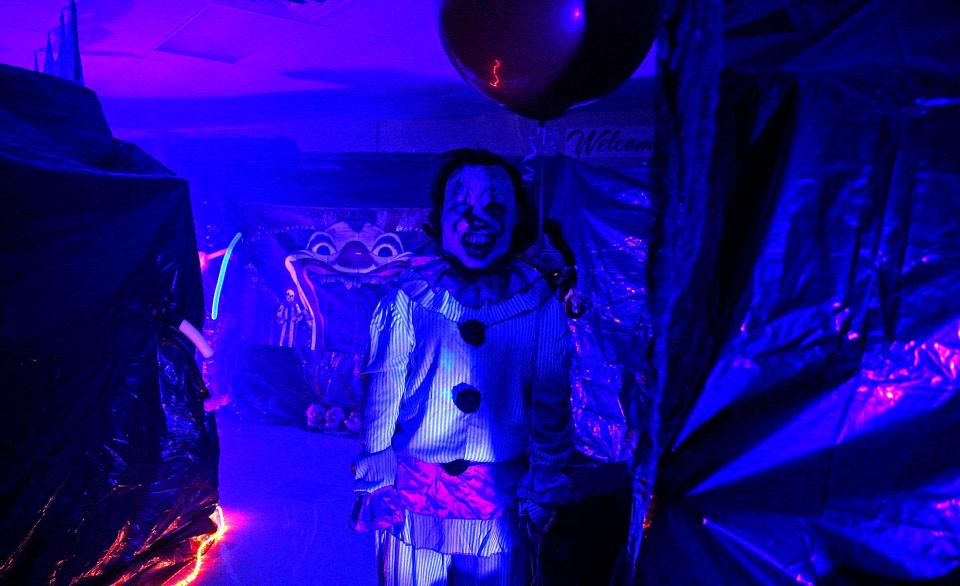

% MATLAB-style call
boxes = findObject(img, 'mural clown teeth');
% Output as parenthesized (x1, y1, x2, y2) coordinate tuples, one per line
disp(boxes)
(285, 221, 413, 350)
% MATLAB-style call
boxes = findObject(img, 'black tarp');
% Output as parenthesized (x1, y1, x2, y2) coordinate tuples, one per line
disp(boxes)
(631, 1, 960, 584)
(0, 64, 218, 585)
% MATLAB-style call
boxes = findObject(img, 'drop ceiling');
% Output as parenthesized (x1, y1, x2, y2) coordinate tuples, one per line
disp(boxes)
(0, 1, 655, 139)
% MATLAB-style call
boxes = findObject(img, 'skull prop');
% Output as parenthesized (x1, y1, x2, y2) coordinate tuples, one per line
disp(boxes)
(306, 403, 325, 429)
(324, 405, 346, 433)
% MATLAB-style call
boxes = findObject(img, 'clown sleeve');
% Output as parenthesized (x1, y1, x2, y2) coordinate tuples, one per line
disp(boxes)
(521, 296, 575, 505)
(353, 288, 414, 494)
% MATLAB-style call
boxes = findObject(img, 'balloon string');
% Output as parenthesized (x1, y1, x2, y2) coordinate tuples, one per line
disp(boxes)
(521, 121, 538, 184)
(537, 121, 545, 246)
(521, 120, 547, 246)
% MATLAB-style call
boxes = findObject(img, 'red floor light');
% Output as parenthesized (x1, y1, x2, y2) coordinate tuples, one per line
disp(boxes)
(165, 505, 227, 586)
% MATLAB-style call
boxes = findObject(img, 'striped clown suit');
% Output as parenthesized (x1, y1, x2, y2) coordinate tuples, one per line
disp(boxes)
(351, 255, 573, 586)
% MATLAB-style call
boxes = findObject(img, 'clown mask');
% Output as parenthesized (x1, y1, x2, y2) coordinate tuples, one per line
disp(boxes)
(441, 165, 518, 269)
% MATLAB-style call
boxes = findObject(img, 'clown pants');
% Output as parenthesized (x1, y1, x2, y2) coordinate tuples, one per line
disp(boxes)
(376, 530, 526, 586)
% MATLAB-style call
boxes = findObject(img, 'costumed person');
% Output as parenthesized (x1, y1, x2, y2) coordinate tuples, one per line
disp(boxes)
(525, 219, 634, 585)
(276, 288, 303, 347)
(350, 149, 574, 585)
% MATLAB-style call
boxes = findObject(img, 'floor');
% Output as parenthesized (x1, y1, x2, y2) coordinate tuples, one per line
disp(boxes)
(196, 415, 378, 586)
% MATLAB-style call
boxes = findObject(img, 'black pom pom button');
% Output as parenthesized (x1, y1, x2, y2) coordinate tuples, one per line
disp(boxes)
(458, 319, 486, 346)
(441, 459, 470, 476)
(453, 383, 481, 414)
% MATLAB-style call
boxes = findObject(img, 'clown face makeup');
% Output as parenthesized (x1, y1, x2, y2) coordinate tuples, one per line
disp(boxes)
(441, 164, 518, 269)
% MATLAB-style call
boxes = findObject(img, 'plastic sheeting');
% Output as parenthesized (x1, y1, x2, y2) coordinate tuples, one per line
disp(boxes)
(0, 65, 218, 584)
(542, 158, 656, 467)
(632, 1, 960, 584)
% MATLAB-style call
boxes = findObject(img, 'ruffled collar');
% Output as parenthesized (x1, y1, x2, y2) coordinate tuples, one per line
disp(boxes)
(401, 251, 544, 309)
(391, 244, 555, 328)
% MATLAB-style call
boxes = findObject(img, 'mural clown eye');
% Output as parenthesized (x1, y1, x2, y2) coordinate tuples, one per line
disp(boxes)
(372, 237, 401, 259)
(374, 243, 397, 257)
(308, 232, 337, 257)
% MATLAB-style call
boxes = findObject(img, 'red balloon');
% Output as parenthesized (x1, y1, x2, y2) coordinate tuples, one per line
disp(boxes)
(438, 0, 656, 121)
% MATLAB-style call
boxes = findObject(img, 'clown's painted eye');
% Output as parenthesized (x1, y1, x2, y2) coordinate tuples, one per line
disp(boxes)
(486, 202, 506, 216)
(450, 202, 471, 216)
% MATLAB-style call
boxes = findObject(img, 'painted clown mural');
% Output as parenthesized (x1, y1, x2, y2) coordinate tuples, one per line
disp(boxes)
(236, 206, 431, 428)
(285, 220, 415, 351)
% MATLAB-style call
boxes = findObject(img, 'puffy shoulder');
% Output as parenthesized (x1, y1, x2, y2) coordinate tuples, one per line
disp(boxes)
(369, 285, 413, 327)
